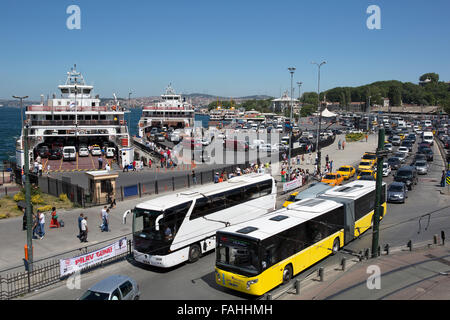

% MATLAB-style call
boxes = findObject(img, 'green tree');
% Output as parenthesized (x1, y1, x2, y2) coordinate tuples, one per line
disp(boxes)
(388, 85, 402, 106)
(419, 73, 439, 83)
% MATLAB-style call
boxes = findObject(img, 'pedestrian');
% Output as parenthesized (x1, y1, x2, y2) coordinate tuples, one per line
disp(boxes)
(365, 133, 368, 142)
(38, 210, 45, 239)
(148, 158, 152, 169)
(100, 206, 107, 229)
(47, 164, 50, 175)
(297, 155, 301, 166)
(192, 170, 197, 185)
(32, 212, 40, 239)
(98, 156, 103, 170)
(342, 140, 346, 150)
(101, 208, 109, 232)
(80, 216, 88, 243)
(325, 154, 329, 164)
(441, 170, 446, 187)
(77, 213, 84, 239)
(338, 139, 342, 150)
(38, 162, 43, 176)
(214, 172, 220, 183)
(132, 160, 136, 171)
(105, 163, 110, 172)
(330, 160, 333, 173)
(49, 207, 60, 228)
(281, 169, 286, 182)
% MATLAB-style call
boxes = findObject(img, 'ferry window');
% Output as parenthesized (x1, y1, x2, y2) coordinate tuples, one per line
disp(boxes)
(54, 115, 61, 120)
(61, 88, 69, 94)
(46, 115, 52, 120)
(100, 115, 106, 120)
(69, 115, 75, 120)
(93, 115, 99, 120)
(62, 115, 68, 120)
(83, 89, 90, 94)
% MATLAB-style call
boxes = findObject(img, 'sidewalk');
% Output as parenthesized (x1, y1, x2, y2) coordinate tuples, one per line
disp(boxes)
(280, 242, 450, 300)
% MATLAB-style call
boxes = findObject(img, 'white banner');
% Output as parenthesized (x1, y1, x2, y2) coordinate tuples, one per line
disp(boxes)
(59, 237, 128, 277)
(283, 178, 302, 193)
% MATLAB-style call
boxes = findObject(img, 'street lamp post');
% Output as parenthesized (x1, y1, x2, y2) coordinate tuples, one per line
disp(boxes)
(128, 92, 132, 133)
(288, 67, 296, 181)
(297, 81, 303, 124)
(367, 95, 371, 132)
(12, 95, 28, 132)
(312, 61, 326, 175)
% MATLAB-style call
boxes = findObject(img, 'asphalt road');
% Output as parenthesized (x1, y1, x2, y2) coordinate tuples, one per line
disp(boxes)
(23, 134, 449, 300)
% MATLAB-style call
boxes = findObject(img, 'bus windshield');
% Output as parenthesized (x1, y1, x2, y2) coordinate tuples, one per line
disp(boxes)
(133, 208, 165, 241)
(216, 234, 260, 277)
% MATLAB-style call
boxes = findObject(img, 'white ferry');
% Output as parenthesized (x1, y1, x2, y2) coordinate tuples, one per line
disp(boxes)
(16, 65, 133, 169)
(138, 85, 195, 137)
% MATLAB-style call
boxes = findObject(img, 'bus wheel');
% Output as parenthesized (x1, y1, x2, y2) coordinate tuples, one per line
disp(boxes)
(188, 244, 201, 263)
(282, 264, 293, 284)
(332, 238, 340, 255)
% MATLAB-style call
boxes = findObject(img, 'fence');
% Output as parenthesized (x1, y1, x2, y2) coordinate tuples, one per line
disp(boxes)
(0, 234, 132, 300)
(37, 175, 85, 207)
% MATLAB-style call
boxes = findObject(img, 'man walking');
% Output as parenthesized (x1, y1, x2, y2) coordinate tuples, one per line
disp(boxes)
(98, 156, 103, 170)
(100, 206, 107, 229)
(338, 139, 342, 150)
(80, 216, 88, 243)
(192, 170, 197, 185)
(38, 210, 45, 240)
(77, 213, 84, 239)
(101, 208, 110, 232)
(441, 170, 446, 187)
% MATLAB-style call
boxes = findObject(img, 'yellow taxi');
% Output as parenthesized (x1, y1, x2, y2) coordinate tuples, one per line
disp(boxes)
(398, 133, 406, 140)
(358, 160, 374, 172)
(361, 152, 377, 166)
(282, 192, 299, 208)
(336, 165, 356, 180)
(321, 173, 344, 186)
(357, 169, 377, 180)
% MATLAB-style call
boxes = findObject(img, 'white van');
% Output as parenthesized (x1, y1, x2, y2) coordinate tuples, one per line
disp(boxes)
(422, 131, 434, 146)
(106, 147, 115, 158)
(423, 120, 432, 128)
(63, 146, 76, 161)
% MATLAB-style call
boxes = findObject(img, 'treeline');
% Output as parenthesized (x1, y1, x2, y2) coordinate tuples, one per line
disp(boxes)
(206, 73, 450, 117)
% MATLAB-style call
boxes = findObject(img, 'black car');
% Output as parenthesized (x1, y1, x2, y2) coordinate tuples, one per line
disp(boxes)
(411, 153, 427, 164)
(387, 157, 402, 170)
(37, 146, 50, 158)
(400, 140, 413, 152)
(394, 166, 418, 190)
(406, 133, 416, 142)
(49, 148, 62, 160)
(421, 147, 434, 161)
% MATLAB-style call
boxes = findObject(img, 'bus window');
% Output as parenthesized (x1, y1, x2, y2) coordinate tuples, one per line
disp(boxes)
(216, 235, 260, 276)
(244, 184, 260, 201)
(160, 201, 192, 237)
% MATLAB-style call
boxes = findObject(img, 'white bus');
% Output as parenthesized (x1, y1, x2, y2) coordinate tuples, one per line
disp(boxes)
(130, 174, 277, 268)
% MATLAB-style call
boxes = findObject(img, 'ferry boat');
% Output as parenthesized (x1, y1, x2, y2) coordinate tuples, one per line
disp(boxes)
(138, 85, 195, 137)
(16, 65, 133, 169)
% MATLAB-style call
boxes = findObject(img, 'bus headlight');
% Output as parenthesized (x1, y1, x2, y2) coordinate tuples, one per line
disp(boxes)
(215, 271, 221, 281)
(246, 279, 258, 290)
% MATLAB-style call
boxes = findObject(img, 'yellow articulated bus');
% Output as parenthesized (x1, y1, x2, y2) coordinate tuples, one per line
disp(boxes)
(318, 180, 387, 238)
(214, 180, 387, 296)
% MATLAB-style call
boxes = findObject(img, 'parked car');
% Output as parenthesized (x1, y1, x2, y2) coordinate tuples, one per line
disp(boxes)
(91, 146, 102, 156)
(394, 166, 418, 190)
(37, 146, 50, 158)
(358, 160, 374, 172)
(413, 160, 429, 175)
(400, 140, 413, 152)
(49, 147, 62, 160)
(413, 153, 427, 163)
(382, 162, 391, 177)
(79, 275, 140, 300)
(387, 182, 408, 203)
(63, 146, 77, 161)
(387, 157, 402, 170)
(357, 169, 376, 180)
(78, 147, 89, 157)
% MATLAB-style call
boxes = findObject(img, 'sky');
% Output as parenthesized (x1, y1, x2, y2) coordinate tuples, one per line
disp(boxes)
(1, 0, 449, 100)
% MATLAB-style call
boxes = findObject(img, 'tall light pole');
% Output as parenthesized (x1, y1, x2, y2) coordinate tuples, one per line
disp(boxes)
(312, 61, 326, 175)
(366, 95, 371, 132)
(13, 95, 28, 131)
(297, 82, 303, 122)
(288, 67, 296, 181)
(128, 92, 132, 134)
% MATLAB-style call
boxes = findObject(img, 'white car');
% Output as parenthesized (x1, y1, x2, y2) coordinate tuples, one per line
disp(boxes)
(397, 146, 409, 156)
(79, 147, 89, 157)
(382, 162, 391, 177)
(91, 147, 102, 156)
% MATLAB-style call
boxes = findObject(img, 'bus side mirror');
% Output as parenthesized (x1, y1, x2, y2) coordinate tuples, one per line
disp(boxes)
(155, 215, 164, 231)
(123, 210, 131, 224)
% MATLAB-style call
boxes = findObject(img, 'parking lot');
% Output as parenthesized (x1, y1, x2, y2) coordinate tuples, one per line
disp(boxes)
(41, 152, 116, 173)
